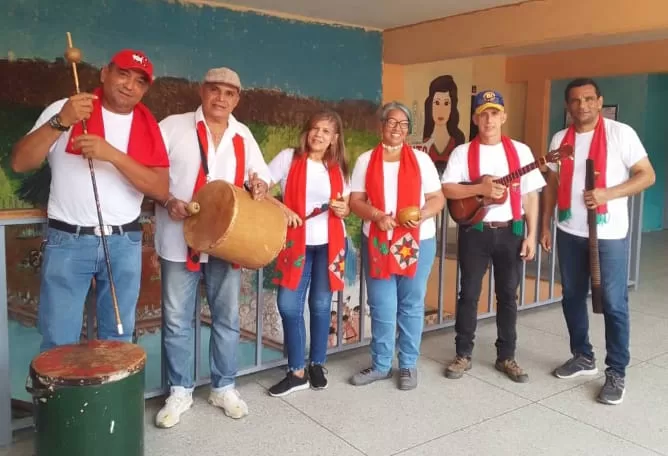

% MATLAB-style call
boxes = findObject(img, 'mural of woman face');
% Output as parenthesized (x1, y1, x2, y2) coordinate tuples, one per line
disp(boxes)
(307, 119, 338, 154)
(382, 109, 410, 147)
(432, 91, 451, 127)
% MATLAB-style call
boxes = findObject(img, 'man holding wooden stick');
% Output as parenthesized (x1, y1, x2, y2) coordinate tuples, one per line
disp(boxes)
(540, 78, 655, 405)
(11, 49, 169, 351)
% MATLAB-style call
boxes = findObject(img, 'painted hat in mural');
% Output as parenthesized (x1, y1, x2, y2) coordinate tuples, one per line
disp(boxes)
(110, 49, 154, 82)
(203, 67, 242, 91)
(474, 90, 505, 114)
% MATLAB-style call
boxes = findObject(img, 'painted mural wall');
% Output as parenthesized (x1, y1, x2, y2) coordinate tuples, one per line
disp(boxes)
(548, 75, 666, 232)
(2, 0, 382, 399)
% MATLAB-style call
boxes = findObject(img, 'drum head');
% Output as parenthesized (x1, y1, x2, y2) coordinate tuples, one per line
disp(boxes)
(184, 180, 237, 251)
(31, 340, 146, 387)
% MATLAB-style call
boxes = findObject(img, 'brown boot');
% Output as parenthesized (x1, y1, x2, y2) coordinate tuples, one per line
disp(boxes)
(445, 356, 472, 379)
(495, 359, 529, 383)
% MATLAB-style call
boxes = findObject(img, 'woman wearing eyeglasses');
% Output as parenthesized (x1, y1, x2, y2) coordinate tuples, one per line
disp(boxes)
(348, 101, 445, 390)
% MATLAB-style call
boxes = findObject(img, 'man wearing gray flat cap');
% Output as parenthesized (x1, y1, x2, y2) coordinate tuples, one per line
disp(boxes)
(153, 66, 271, 428)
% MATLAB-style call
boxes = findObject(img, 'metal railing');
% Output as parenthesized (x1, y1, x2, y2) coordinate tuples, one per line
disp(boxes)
(0, 192, 644, 447)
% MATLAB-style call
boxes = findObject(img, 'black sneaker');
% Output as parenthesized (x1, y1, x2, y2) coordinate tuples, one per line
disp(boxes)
(597, 370, 625, 405)
(553, 354, 598, 379)
(308, 364, 328, 390)
(268, 371, 309, 397)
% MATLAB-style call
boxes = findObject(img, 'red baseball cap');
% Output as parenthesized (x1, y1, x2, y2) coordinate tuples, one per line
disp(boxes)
(110, 49, 154, 82)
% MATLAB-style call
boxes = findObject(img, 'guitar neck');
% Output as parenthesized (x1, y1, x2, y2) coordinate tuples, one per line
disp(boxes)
(494, 158, 545, 185)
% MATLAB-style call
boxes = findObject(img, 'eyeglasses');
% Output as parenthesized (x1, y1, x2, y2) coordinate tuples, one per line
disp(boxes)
(385, 119, 410, 130)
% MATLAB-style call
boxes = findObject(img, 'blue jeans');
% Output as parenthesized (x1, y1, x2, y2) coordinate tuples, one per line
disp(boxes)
(38, 227, 142, 352)
(556, 228, 630, 377)
(362, 235, 436, 373)
(277, 244, 332, 371)
(160, 257, 241, 391)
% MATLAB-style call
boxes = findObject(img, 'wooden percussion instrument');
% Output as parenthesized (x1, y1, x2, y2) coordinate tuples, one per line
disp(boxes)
(27, 340, 147, 456)
(586, 158, 603, 314)
(184, 180, 288, 269)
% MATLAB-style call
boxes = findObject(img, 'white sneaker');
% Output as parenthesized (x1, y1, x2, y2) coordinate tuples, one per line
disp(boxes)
(208, 388, 248, 419)
(155, 388, 194, 428)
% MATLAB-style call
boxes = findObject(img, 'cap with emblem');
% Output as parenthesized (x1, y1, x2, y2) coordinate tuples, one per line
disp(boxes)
(110, 49, 154, 82)
(202, 67, 242, 91)
(473, 90, 505, 115)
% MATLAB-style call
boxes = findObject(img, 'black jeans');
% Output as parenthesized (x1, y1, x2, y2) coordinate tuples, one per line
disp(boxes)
(455, 224, 523, 361)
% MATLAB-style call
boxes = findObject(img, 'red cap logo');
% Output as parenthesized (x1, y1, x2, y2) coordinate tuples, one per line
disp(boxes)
(110, 49, 154, 82)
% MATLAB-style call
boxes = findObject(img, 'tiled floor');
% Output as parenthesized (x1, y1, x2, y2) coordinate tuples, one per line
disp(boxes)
(3, 231, 667, 456)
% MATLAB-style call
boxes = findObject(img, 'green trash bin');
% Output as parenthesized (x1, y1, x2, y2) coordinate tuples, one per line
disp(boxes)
(26, 340, 147, 456)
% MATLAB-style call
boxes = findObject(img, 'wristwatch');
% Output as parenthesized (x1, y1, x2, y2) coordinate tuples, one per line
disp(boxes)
(48, 114, 70, 132)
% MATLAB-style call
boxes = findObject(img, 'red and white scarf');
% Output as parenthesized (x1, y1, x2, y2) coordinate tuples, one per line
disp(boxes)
(365, 143, 421, 280)
(273, 154, 346, 291)
(558, 116, 608, 223)
(467, 136, 523, 235)
(65, 87, 169, 168)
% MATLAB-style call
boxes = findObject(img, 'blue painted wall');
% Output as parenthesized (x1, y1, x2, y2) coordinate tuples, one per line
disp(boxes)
(2, 0, 382, 102)
(548, 75, 666, 232)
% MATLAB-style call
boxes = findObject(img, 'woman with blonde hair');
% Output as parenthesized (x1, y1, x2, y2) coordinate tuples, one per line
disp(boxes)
(267, 110, 351, 397)
(349, 101, 444, 390)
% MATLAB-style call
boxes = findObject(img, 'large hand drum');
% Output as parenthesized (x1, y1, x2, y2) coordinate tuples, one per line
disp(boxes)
(184, 180, 288, 269)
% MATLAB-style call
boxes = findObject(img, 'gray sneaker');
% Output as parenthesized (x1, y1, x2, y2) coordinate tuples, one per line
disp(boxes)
(398, 368, 418, 391)
(553, 355, 598, 379)
(350, 367, 392, 386)
(597, 370, 625, 405)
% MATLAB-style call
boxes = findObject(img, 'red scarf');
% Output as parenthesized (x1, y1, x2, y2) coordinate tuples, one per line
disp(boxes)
(558, 116, 608, 223)
(273, 154, 346, 291)
(186, 120, 245, 272)
(467, 136, 524, 236)
(65, 87, 169, 168)
(366, 143, 421, 280)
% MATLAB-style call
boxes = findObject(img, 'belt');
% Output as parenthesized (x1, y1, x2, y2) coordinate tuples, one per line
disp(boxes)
(48, 218, 141, 236)
(482, 221, 510, 229)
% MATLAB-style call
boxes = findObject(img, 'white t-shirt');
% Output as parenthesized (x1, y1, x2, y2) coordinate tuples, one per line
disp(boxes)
(350, 147, 442, 240)
(441, 139, 546, 223)
(269, 148, 350, 246)
(29, 99, 147, 226)
(547, 118, 647, 240)
(154, 107, 273, 262)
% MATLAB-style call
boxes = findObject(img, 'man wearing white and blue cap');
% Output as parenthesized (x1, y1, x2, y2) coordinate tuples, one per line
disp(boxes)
(441, 90, 545, 383)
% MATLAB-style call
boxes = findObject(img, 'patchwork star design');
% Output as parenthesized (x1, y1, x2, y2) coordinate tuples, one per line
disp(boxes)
(328, 248, 346, 281)
(390, 233, 419, 269)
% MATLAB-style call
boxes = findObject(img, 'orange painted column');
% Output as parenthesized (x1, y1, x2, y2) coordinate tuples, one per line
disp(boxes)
(382, 63, 404, 105)
(523, 78, 551, 159)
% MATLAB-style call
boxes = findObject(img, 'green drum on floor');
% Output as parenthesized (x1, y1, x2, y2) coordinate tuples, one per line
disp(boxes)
(26, 340, 147, 456)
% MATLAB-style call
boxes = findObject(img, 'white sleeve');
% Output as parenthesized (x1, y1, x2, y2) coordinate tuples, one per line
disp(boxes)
(546, 132, 563, 173)
(268, 148, 293, 186)
(417, 152, 442, 193)
(516, 142, 546, 194)
(350, 152, 371, 193)
(245, 133, 272, 184)
(620, 125, 648, 169)
(440, 145, 468, 184)
(29, 99, 68, 134)
(342, 173, 351, 197)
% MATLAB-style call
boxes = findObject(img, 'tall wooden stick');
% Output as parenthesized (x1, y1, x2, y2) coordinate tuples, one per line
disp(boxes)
(65, 32, 124, 335)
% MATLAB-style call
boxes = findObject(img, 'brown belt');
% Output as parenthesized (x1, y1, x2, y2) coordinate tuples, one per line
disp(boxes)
(482, 221, 510, 229)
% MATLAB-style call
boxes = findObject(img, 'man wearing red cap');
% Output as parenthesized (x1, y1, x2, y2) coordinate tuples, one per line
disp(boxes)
(11, 49, 169, 351)
(153, 66, 270, 427)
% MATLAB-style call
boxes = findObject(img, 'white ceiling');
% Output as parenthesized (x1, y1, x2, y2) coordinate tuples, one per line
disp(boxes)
(186, 0, 528, 30)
